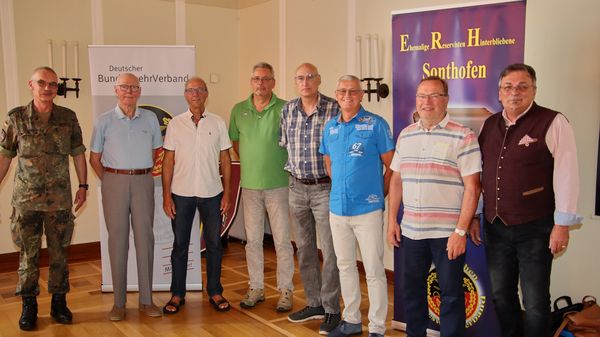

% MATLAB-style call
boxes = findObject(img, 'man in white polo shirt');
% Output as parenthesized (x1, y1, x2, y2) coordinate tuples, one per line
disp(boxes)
(162, 77, 231, 314)
(387, 76, 481, 337)
(161, 77, 232, 314)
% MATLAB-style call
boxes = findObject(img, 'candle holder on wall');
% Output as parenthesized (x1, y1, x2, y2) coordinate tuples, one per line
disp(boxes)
(361, 77, 389, 102)
(57, 78, 81, 98)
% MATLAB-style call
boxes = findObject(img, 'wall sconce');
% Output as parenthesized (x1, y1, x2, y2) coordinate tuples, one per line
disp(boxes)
(48, 39, 81, 98)
(361, 77, 389, 102)
(57, 78, 81, 98)
(357, 34, 389, 102)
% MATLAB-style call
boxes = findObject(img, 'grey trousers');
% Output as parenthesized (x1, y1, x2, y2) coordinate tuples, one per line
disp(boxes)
(242, 187, 294, 291)
(102, 172, 155, 307)
(289, 177, 340, 314)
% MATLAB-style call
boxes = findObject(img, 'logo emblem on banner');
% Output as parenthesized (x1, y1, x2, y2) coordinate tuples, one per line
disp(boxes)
(426, 264, 486, 327)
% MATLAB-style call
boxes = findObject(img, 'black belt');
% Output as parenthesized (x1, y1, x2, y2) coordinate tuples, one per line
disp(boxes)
(294, 176, 331, 185)
(104, 167, 152, 175)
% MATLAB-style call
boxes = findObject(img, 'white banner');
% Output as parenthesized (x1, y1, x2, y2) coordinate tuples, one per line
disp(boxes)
(88, 45, 200, 292)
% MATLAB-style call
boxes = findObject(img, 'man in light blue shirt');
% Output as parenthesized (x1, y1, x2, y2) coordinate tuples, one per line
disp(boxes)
(89, 73, 163, 321)
(319, 75, 395, 337)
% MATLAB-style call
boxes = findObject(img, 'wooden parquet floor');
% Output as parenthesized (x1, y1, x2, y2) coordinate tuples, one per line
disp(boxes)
(0, 241, 406, 337)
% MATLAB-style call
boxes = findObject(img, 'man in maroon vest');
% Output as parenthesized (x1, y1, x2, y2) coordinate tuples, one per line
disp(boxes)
(471, 63, 581, 337)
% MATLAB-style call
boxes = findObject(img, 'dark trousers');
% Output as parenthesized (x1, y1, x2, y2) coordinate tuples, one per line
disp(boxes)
(484, 216, 553, 337)
(402, 236, 466, 337)
(170, 193, 223, 298)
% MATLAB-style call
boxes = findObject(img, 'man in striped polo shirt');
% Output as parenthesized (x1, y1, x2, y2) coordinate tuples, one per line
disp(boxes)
(387, 76, 481, 337)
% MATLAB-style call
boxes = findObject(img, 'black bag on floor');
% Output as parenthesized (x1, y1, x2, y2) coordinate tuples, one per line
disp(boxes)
(553, 296, 584, 334)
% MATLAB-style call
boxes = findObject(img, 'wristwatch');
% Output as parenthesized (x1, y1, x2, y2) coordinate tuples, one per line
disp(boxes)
(454, 228, 466, 236)
(78, 183, 89, 190)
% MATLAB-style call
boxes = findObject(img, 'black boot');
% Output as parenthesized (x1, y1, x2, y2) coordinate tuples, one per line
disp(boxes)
(50, 293, 73, 324)
(19, 296, 37, 331)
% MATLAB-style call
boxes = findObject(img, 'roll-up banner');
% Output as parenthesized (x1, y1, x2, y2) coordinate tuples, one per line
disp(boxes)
(391, 1, 526, 335)
(88, 45, 200, 292)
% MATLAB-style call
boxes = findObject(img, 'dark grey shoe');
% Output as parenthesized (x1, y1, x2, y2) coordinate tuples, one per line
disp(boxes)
(288, 305, 325, 323)
(327, 320, 362, 337)
(319, 312, 341, 335)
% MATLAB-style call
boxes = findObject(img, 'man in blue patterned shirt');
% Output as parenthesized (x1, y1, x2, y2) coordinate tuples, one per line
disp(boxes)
(320, 75, 395, 337)
(279, 63, 341, 335)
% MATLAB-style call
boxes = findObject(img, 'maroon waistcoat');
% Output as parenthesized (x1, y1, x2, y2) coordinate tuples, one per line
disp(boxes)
(479, 103, 558, 225)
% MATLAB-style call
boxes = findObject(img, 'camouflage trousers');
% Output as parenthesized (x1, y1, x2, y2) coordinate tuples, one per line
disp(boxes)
(10, 208, 74, 296)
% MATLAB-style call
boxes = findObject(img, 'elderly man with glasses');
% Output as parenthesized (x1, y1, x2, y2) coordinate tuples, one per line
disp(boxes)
(229, 62, 295, 312)
(0, 66, 88, 330)
(90, 73, 163, 321)
(388, 75, 481, 337)
(471, 63, 581, 337)
(320, 75, 395, 337)
(161, 77, 232, 314)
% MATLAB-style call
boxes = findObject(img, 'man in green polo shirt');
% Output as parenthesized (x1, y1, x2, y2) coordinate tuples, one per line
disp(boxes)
(229, 62, 294, 312)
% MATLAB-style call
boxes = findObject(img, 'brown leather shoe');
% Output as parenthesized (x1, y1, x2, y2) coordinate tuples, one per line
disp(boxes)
(108, 305, 125, 321)
(139, 303, 162, 318)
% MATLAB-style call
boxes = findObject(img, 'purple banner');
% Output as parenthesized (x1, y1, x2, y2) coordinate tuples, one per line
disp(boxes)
(391, 1, 526, 335)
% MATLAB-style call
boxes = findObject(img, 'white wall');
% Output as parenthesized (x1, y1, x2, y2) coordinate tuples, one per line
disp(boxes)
(0, 0, 598, 301)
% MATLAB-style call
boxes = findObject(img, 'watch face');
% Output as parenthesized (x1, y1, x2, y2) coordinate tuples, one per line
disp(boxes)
(455, 228, 466, 236)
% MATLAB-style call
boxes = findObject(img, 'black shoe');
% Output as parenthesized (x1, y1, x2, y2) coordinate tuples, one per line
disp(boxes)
(51, 293, 73, 324)
(319, 312, 341, 335)
(19, 296, 38, 331)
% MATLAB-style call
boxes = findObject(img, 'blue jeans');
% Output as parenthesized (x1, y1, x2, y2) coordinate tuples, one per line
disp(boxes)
(170, 193, 223, 297)
(402, 236, 465, 337)
(484, 216, 553, 337)
(288, 177, 340, 314)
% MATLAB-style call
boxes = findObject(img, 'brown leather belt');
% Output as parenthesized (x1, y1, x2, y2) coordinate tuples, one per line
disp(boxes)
(294, 176, 331, 185)
(104, 167, 152, 175)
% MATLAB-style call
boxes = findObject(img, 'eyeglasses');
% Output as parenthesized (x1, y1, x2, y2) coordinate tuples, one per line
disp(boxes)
(117, 84, 141, 92)
(415, 93, 447, 100)
(500, 84, 533, 93)
(185, 87, 208, 95)
(251, 76, 274, 83)
(35, 79, 59, 89)
(335, 89, 363, 96)
(294, 74, 320, 83)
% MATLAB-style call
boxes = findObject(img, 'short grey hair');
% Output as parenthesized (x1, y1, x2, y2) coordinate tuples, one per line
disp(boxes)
(252, 62, 274, 77)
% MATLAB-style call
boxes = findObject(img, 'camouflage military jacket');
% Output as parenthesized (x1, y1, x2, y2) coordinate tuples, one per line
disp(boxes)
(0, 101, 86, 211)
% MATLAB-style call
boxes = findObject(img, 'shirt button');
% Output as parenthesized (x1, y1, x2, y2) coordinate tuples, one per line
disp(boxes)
(497, 197, 500, 200)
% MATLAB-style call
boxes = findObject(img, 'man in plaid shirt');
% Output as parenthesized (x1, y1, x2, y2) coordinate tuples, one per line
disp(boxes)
(279, 63, 341, 335)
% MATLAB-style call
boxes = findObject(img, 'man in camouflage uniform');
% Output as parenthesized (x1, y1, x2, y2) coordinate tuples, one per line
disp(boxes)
(0, 67, 88, 330)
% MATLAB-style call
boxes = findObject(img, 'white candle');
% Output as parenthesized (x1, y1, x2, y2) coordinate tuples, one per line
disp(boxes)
(61, 40, 67, 78)
(47, 39, 53, 68)
(373, 34, 380, 78)
(356, 36, 362, 78)
(365, 34, 371, 78)
(74, 42, 79, 78)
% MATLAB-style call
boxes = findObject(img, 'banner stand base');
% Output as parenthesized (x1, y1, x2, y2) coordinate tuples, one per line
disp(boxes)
(101, 284, 203, 292)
